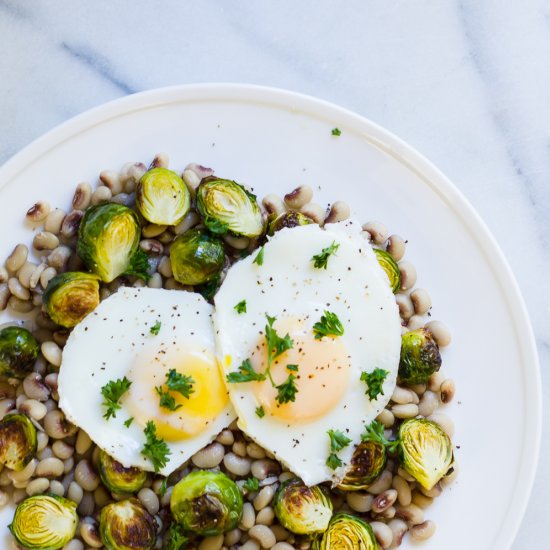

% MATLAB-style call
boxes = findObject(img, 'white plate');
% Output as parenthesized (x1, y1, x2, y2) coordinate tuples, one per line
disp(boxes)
(0, 84, 541, 549)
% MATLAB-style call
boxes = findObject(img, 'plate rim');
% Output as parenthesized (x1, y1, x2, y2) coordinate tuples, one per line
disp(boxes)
(0, 83, 541, 548)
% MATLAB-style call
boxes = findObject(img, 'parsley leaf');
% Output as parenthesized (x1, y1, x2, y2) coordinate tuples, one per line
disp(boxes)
(101, 377, 132, 420)
(197, 276, 220, 301)
(123, 417, 134, 428)
(311, 241, 340, 269)
(155, 386, 182, 411)
(286, 364, 299, 372)
(166, 369, 195, 399)
(313, 311, 344, 340)
(326, 429, 352, 471)
(124, 248, 151, 281)
(253, 246, 265, 266)
(226, 359, 266, 384)
(243, 477, 260, 492)
(331, 127, 342, 136)
(159, 477, 168, 497)
(326, 453, 343, 470)
(276, 374, 298, 404)
(255, 406, 265, 418)
(164, 522, 188, 550)
(141, 421, 171, 473)
(234, 300, 247, 314)
(264, 314, 294, 386)
(150, 321, 161, 335)
(362, 420, 400, 453)
(360, 368, 389, 401)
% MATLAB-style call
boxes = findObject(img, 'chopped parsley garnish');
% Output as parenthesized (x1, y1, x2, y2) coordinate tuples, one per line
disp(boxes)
(164, 522, 189, 550)
(150, 321, 161, 335)
(326, 452, 344, 470)
(326, 428, 352, 470)
(255, 406, 265, 418)
(159, 477, 168, 497)
(313, 311, 344, 340)
(141, 421, 171, 473)
(166, 369, 195, 399)
(286, 364, 299, 372)
(360, 368, 389, 401)
(101, 377, 132, 420)
(123, 417, 134, 428)
(264, 315, 294, 384)
(253, 246, 265, 266)
(331, 127, 342, 136)
(156, 387, 182, 411)
(234, 300, 247, 314)
(276, 374, 298, 404)
(226, 359, 266, 384)
(311, 241, 340, 269)
(243, 477, 260, 492)
(362, 420, 399, 453)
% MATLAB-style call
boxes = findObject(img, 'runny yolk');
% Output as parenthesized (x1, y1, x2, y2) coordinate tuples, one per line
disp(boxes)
(250, 316, 351, 421)
(123, 346, 228, 441)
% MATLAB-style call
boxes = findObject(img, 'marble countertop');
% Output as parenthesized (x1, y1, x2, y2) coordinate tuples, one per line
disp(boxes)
(0, 1, 547, 547)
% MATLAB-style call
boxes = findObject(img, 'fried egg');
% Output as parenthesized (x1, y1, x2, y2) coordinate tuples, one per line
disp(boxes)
(58, 287, 235, 476)
(214, 221, 401, 486)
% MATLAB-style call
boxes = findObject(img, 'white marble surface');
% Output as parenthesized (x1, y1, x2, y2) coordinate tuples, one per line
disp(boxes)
(0, 1, 548, 547)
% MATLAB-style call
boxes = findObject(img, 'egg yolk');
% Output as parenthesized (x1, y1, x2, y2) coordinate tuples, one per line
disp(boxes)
(249, 316, 351, 421)
(124, 345, 228, 441)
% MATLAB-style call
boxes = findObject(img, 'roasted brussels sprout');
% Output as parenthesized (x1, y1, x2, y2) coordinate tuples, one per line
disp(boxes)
(398, 328, 442, 385)
(98, 449, 147, 494)
(0, 412, 37, 471)
(313, 513, 378, 550)
(170, 470, 243, 536)
(373, 248, 400, 293)
(43, 271, 100, 328)
(267, 210, 313, 235)
(196, 177, 264, 237)
(137, 168, 191, 226)
(77, 203, 144, 283)
(170, 228, 225, 286)
(273, 478, 333, 535)
(398, 418, 453, 491)
(100, 498, 156, 550)
(337, 440, 387, 491)
(0, 326, 39, 379)
(9, 494, 78, 549)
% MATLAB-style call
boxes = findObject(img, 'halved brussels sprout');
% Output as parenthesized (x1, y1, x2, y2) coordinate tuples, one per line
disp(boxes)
(337, 440, 387, 491)
(170, 470, 243, 536)
(100, 498, 156, 550)
(0, 412, 37, 471)
(98, 449, 147, 494)
(398, 418, 453, 491)
(267, 210, 313, 236)
(0, 326, 39, 379)
(9, 494, 78, 549)
(313, 513, 378, 550)
(398, 328, 442, 385)
(196, 177, 264, 237)
(43, 271, 100, 328)
(373, 248, 401, 293)
(77, 203, 144, 283)
(170, 228, 225, 286)
(273, 478, 333, 535)
(137, 168, 191, 226)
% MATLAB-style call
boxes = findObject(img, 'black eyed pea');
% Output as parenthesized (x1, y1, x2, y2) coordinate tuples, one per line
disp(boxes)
(8, 296, 34, 313)
(299, 202, 325, 225)
(391, 386, 415, 405)
(40, 266, 57, 289)
(67, 481, 83, 504)
(0, 268, 7, 284)
(246, 442, 266, 460)
(8, 459, 38, 483)
(77, 491, 95, 516)
(410, 288, 432, 315)
(23, 373, 50, 402)
(248, 525, 277, 549)
(72, 182, 92, 210)
(410, 520, 437, 541)
(36, 457, 65, 478)
(388, 518, 408, 546)
(425, 320, 452, 347)
(174, 210, 201, 235)
(374, 505, 395, 520)
(251, 459, 281, 480)
(362, 221, 389, 245)
(198, 534, 224, 550)
(440, 378, 456, 404)
(346, 491, 373, 513)
(17, 261, 38, 289)
(253, 483, 277, 511)
(395, 503, 425, 525)
(395, 293, 414, 321)
(240, 502, 255, 529)
(367, 470, 393, 495)
(99, 170, 123, 195)
(138, 487, 160, 515)
(8, 277, 30, 300)
(6, 244, 28, 273)
(19, 399, 47, 421)
(44, 208, 66, 234)
(272, 543, 294, 550)
(60, 211, 84, 240)
(386, 234, 406, 261)
(150, 152, 170, 169)
(112, 192, 135, 207)
(26, 201, 51, 223)
(91, 185, 113, 205)
(262, 194, 285, 216)
(80, 518, 102, 548)
(391, 403, 419, 419)
(224, 528, 242, 546)
(192, 442, 225, 469)
(232, 440, 247, 457)
(392, 475, 412, 506)
(185, 162, 215, 180)
(44, 409, 78, 439)
(28, 263, 47, 290)
(255, 505, 275, 525)
(36, 431, 49, 452)
(427, 371, 445, 392)
(62, 540, 84, 550)
(223, 452, 251, 477)
(239, 541, 260, 550)
(223, 234, 250, 250)
(427, 412, 455, 438)
(75, 429, 92, 455)
(75, 459, 99, 492)
(271, 524, 290, 541)
(370, 521, 393, 549)
(278, 471, 295, 483)
(47, 245, 72, 271)
(52, 440, 74, 460)
(407, 314, 425, 331)
(398, 261, 417, 291)
(182, 169, 201, 196)
(143, 223, 168, 239)
(284, 185, 313, 209)
(372, 488, 398, 513)
(412, 493, 433, 510)
(0, 284, 8, 311)
(12, 488, 27, 504)
(41, 341, 62, 367)
(140, 238, 163, 255)
(325, 201, 350, 224)
(26, 477, 50, 496)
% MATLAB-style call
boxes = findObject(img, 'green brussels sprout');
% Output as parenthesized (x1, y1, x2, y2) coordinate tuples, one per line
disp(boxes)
(77, 203, 144, 283)
(337, 440, 387, 491)
(398, 418, 453, 491)
(9, 494, 78, 549)
(196, 177, 264, 237)
(43, 271, 100, 328)
(398, 328, 442, 385)
(267, 210, 313, 236)
(100, 498, 156, 550)
(170, 471, 243, 536)
(273, 478, 333, 535)
(0, 412, 37, 471)
(0, 326, 39, 379)
(313, 513, 378, 550)
(170, 228, 225, 286)
(373, 248, 400, 293)
(98, 449, 147, 494)
(137, 168, 191, 226)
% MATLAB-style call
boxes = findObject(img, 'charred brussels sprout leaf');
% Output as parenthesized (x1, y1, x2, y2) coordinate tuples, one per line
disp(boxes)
(100, 498, 156, 550)
(273, 478, 333, 535)
(337, 438, 387, 491)
(373, 248, 401, 293)
(9, 494, 78, 549)
(267, 210, 313, 235)
(43, 271, 100, 328)
(313, 513, 378, 550)
(0, 326, 39, 379)
(77, 203, 143, 283)
(170, 228, 225, 286)
(170, 471, 243, 536)
(398, 328, 442, 385)
(0, 413, 37, 471)
(98, 449, 147, 495)
(137, 168, 191, 226)
(196, 177, 264, 238)
(398, 418, 453, 490)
